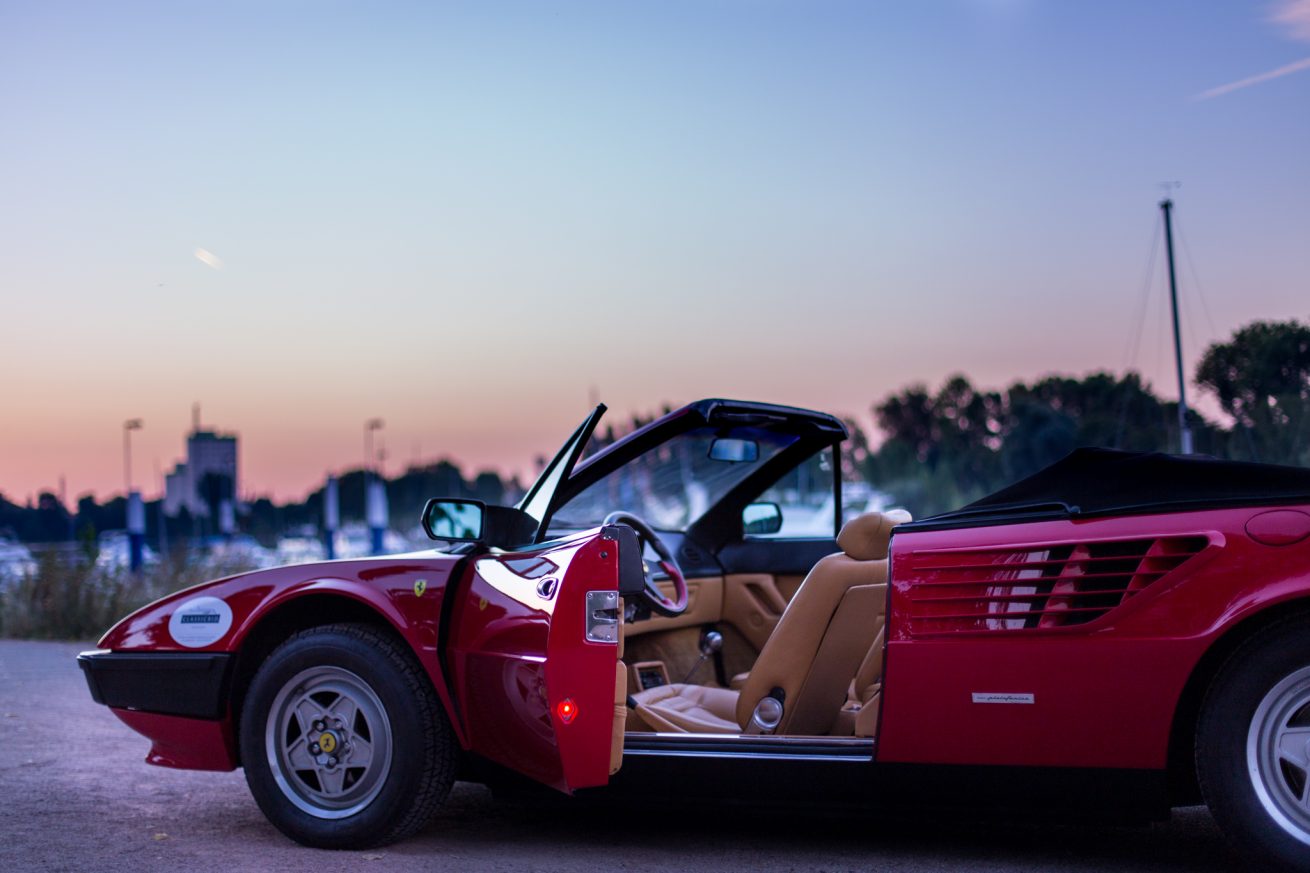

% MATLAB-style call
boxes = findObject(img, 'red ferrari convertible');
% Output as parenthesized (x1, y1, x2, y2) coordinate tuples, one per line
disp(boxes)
(80, 400, 1310, 869)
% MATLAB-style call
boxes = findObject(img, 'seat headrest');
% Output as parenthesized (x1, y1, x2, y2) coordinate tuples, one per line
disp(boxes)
(837, 509, 913, 561)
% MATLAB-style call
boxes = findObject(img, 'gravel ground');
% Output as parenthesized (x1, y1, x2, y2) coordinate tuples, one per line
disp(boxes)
(1, 639, 1243, 872)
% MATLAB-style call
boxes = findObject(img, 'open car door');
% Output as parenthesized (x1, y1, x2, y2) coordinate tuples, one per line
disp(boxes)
(448, 524, 645, 791)
(445, 405, 645, 792)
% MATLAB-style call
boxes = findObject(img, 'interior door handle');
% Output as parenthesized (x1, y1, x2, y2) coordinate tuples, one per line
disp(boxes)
(746, 580, 787, 616)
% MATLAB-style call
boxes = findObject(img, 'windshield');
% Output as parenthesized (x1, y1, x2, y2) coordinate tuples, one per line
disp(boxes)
(550, 426, 800, 533)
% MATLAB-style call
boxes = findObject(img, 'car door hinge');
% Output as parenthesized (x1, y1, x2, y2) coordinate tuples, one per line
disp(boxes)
(585, 590, 620, 644)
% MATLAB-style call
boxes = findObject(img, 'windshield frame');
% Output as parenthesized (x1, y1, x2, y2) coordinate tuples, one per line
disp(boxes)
(549, 424, 804, 535)
(516, 404, 607, 543)
(547, 399, 847, 546)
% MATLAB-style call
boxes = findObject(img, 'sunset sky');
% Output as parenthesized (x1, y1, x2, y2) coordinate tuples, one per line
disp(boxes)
(2, 1, 1308, 504)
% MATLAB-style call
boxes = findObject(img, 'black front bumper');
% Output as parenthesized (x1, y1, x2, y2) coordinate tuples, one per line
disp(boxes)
(78, 650, 234, 720)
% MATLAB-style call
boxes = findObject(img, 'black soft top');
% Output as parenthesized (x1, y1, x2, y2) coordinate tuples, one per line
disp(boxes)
(912, 448, 1310, 530)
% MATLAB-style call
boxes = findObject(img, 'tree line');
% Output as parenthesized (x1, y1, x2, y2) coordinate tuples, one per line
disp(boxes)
(3, 318, 1307, 545)
(848, 318, 1310, 517)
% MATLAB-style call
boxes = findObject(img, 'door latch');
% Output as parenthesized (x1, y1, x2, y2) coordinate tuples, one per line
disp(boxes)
(584, 590, 620, 644)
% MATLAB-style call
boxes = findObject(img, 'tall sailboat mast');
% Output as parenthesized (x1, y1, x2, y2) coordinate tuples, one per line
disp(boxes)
(1159, 197, 1194, 454)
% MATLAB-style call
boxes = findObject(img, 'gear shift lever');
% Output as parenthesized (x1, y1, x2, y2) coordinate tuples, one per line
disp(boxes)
(681, 630, 723, 683)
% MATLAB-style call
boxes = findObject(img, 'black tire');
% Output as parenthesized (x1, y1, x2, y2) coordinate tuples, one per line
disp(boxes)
(1197, 617, 1310, 871)
(239, 623, 458, 848)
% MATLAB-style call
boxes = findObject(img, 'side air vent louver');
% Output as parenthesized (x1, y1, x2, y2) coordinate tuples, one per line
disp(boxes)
(905, 535, 1209, 633)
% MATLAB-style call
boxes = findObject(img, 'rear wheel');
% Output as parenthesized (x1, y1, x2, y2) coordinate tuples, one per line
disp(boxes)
(239, 623, 458, 848)
(1197, 618, 1310, 871)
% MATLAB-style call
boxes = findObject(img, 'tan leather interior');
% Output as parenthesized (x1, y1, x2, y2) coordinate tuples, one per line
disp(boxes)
(620, 571, 806, 686)
(776, 582, 886, 735)
(837, 621, 887, 737)
(624, 573, 804, 654)
(629, 510, 908, 737)
(625, 627, 727, 686)
(622, 576, 724, 638)
(623, 572, 792, 684)
(616, 597, 625, 659)
(624, 703, 654, 732)
(733, 556, 890, 733)
(722, 574, 790, 652)
(774, 573, 806, 603)
(610, 660, 627, 774)
(632, 683, 739, 733)
(837, 508, 912, 561)
(629, 660, 670, 693)
(610, 599, 626, 773)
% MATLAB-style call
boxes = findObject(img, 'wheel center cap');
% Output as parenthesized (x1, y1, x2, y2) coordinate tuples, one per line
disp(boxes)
(318, 731, 339, 754)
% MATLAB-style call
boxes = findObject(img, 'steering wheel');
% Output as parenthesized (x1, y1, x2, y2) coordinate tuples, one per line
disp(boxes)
(603, 511, 688, 618)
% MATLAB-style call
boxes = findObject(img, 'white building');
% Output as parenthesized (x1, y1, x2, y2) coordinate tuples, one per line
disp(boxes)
(163, 413, 239, 518)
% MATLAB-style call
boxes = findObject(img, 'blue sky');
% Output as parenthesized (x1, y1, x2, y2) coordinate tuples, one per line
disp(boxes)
(1, 1, 1307, 501)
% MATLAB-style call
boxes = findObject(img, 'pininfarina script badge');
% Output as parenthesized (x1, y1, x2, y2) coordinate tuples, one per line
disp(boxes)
(971, 692, 1035, 704)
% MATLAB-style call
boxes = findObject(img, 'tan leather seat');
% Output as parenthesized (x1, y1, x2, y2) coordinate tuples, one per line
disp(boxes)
(630, 509, 911, 735)
(627, 683, 739, 733)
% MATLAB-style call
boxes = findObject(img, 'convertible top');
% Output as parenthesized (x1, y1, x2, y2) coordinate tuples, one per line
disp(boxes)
(917, 448, 1310, 527)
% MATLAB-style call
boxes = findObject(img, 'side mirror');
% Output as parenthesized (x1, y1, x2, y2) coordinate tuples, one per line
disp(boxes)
(421, 498, 538, 549)
(422, 499, 485, 542)
(709, 437, 759, 463)
(743, 502, 783, 535)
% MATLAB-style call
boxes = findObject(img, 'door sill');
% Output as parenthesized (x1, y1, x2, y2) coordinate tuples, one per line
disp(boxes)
(624, 733, 874, 762)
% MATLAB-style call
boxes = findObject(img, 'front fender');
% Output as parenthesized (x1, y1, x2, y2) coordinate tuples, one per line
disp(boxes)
(98, 555, 456, 654)
(88, 552, 468, 765)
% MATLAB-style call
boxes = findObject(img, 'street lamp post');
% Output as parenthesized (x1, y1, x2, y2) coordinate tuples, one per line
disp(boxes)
(123, 419, 143, 494)
(364, 418, 386, 556)
(323, 474, 340, 560)
(123, 419, 145, 572)
(364, 418, 384, 477)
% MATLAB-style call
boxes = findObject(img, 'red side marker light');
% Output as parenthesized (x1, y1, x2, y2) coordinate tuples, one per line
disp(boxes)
(557, 698, 578, 724)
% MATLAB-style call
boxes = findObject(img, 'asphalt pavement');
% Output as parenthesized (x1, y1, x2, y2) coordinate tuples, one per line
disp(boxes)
(0, 638, 1244, 872)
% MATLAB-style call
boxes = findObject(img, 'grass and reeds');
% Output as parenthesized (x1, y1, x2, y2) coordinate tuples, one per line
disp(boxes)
(0, 551, 260, 640)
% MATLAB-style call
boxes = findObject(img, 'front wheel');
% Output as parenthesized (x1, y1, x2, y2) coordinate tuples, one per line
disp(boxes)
(239, 623, 458, 848)
(1197, 617, 1310, 871)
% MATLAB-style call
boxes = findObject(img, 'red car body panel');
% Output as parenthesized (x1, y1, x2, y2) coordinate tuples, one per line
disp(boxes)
(447, 530, 622, 792)
(94, 531, 621, 791)
(96, 554, 463, 766)
(877, 504, 1310, 769)
(111, 709, 238, 771)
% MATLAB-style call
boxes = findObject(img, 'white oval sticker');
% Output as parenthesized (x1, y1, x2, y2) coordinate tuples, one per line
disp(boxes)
(167, 596, 234, 648)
